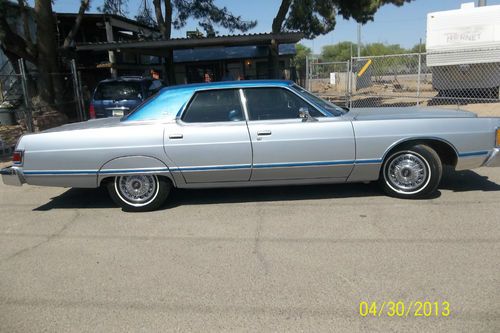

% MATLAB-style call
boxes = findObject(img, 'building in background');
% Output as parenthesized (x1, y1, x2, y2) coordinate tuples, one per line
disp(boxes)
(77, 32, 303, 86)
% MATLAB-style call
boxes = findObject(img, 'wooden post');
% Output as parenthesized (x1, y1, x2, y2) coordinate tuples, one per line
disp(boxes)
(105, 20, 118, 78)
(164, 49, 175, 85)
(269, 39, 280, 79)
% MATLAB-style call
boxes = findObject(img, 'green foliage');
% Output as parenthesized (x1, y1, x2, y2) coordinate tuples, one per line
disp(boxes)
(172, 0, 257, 35)
(410, 42, 426, 53)
(98, 0, 128, 16)
(361, 42, 406, 56)
(320, 41, 423, 62)
(135, 0, 156, 28)
(275, 0, 413, 39)
(321, 41, 354, 62)
(293, 43, 312, 73)
(334, 0, 413, 24)
(284, 0, 337, 39)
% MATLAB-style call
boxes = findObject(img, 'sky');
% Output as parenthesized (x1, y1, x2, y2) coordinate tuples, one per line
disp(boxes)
(48, 0, 500, 54)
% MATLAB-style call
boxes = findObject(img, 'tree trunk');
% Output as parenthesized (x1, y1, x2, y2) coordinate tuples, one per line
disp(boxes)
(63, 0, 90, 49)
(34, 0, 59, 105)
(152, 0, 172, 39)
(163, 0, 172, 39)
(152, 0, 174, 84)
(272, 0, 291, 33)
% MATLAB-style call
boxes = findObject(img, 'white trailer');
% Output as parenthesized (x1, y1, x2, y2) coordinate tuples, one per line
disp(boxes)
(426, 2, 500, 98)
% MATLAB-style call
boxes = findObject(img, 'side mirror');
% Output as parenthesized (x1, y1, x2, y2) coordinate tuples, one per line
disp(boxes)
(299, 107, 318, 122)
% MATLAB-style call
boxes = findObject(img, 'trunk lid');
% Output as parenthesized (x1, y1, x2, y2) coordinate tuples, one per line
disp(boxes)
(43, 117, 123, 133)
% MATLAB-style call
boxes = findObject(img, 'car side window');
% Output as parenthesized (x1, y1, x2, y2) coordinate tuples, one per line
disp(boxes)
(182, 89, 244, 123)
(244, 87, 324, 121)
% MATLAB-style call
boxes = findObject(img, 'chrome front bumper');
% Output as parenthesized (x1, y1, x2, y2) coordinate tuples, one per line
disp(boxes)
(1, 166, 24, 186)
(483, 148, 500, 167)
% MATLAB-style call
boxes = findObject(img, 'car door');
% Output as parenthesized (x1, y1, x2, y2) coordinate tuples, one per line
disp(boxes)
(243, 87, 355, 181)
(163, 88, 252, 183)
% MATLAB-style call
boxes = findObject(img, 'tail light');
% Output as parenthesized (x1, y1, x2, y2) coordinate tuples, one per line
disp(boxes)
(89, 103, 96, 119)
(496, 128, 500, 147)
(12, 151, 23, 165)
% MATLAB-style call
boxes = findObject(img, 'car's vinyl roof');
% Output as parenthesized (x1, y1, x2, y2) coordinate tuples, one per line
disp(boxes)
(159, 80, 294, 93)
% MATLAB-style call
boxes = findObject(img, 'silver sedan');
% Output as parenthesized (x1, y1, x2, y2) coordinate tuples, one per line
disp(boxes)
(2, 80, 500, 211)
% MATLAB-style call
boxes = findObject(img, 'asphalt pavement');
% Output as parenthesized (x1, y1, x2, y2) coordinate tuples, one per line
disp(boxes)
(0, 167, 499, 332)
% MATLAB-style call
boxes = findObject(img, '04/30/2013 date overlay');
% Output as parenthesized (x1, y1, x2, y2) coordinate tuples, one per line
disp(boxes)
(359, 301, 451, 318)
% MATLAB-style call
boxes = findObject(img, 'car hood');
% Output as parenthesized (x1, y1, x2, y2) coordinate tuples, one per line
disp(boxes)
(43, 117, 124, 133)
(347, 107, 477, 121)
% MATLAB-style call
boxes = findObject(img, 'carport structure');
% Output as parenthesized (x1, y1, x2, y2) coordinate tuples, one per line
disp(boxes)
(76, 32, 304, 85)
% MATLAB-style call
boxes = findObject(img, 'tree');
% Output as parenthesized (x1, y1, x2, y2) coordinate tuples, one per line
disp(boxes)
(136, 0, 157, 28)
(151, 0, 257, 39)
(321, 41, 414, 62)
(98, 0, 128, 16)
(149, 0, 257, 83)
(361, 42, 406, 56)
(410, 42, 425, 53)
(0, 0, 90, 114)
(293, 43, 312, 79)
(321, 41, 354, 62)
(272, 0, 413, 39)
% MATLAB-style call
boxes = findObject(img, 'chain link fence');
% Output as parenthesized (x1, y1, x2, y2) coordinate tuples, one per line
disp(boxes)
(0, 59, 85, 133)
(306, 58, 350, 107)
(306, 47, 500, 109)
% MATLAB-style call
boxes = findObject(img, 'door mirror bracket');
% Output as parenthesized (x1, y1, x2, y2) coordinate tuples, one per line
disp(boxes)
(299, 107, 318, 122)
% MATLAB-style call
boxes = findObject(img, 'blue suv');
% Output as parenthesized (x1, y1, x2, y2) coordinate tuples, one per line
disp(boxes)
(89, 77, 161, 118)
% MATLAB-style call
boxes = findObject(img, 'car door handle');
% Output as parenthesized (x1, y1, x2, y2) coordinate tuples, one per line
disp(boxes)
(169, 134, 183, 139)
(257, 130, 272, 136)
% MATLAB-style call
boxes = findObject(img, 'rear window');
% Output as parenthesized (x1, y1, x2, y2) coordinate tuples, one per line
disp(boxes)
(94, 82, 143, 100)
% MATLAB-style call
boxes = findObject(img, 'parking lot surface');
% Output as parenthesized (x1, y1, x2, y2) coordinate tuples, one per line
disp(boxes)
(0, 167, 499, 332)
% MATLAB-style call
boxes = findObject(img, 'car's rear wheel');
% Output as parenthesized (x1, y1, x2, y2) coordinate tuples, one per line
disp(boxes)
(379, 144, 442, 199)
(107, 175, 171, 212)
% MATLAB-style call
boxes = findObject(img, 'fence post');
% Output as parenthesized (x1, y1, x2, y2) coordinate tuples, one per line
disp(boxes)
(70, 59, 85, 121)
(345, 60, 350, 108)
(18, 59, 33, 133)
(305, 55, 309, 90)
(416, 52, 422, 107)
(77, 70, 86, 121)
(348, 58, 353, 109)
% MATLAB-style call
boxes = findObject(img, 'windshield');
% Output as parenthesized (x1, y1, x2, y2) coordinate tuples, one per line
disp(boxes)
(94, 82, 143, 101)
(291, 84, 346, 116)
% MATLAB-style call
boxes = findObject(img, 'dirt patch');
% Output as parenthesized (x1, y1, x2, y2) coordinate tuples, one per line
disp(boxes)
(0, 156, 12, 168)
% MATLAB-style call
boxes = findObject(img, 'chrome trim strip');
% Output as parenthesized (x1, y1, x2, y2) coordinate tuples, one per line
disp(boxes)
(253, 160, 354, 168)
(1, 166, 24, 186)
(21, 159, 387, 176)
(24, 170, 97, 175)
(177, 164, 251, 171)
(380, 137, 460, 162)
(24, 167, 171, 176)
(19, 150, 489, 176)
(457, 150, 490, 157)
(483, 148, 500, 167)
(355, 159, 383, 164)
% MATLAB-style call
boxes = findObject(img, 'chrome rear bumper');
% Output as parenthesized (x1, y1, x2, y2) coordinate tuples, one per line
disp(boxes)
(483, 148, 500, 167)
(1, 166, 24, 186)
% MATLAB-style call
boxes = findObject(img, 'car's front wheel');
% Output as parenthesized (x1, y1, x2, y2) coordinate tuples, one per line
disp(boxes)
(107, 175, 171, 212)
(379, 144, 442, 199)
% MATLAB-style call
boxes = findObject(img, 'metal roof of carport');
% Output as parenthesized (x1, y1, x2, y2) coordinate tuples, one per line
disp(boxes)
(75, 32, 304, 55)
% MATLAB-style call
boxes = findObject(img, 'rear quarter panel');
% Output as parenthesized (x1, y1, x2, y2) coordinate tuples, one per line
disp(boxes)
(349, 117, 500, 181)
(19, 122, 169, 188)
